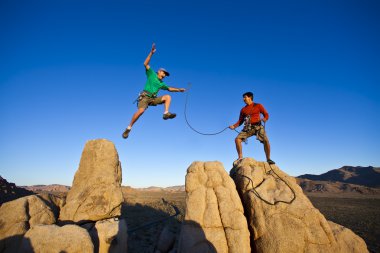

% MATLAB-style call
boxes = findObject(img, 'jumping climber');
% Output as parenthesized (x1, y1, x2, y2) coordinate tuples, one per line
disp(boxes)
(229, 92, 275, 164)
(122, 43, 186, 139)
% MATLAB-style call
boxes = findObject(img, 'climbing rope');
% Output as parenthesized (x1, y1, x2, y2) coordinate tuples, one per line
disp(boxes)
(184, 83, 238, 135)
(235, 163, 296, 205)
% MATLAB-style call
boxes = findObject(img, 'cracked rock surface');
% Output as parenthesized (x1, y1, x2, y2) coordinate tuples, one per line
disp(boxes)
(20, 224, 93, 253)
(230, 158, 368, 253)
(59, 139, 124, 223)
(178, 161, 250, 253)
(0, 195, 57, 253)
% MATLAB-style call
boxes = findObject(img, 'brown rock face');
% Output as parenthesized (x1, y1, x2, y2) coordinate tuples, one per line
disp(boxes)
(0, 195, 57, 253)
(94, 218, 128, 253)
(59, 139, 124, 223)
(178, 161, 251, 253)
(19, 224, 94, 253)
(230, 158, 368, 253)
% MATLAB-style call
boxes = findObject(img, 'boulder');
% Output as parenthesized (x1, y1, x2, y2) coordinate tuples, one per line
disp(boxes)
(19, 224, 93, 253)
(59, 139, 124, 223)
(178, 161, 250, 253)
(230, 158, 368, 253)
(90, 218, 128, 253)
(328, 221, 368, 253)
(36, 193, 66, 218)
(0, 195, 56, 253)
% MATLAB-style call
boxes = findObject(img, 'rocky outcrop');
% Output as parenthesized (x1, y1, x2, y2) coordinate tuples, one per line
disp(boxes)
(0, 139, 127, 253)
(178, 161, 251, 253)
(230, 158, 368, 253)
(0, 195, 57, 253)
(59, 139, 124, 223)
(328, 221, 368, 253)
(19, 224, 94, 253)
(0, 176, 33, 205)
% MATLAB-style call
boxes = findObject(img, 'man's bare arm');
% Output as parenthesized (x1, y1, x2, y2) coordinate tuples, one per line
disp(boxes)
(144, 43, 156, 70)
(168, 87, 186, 92)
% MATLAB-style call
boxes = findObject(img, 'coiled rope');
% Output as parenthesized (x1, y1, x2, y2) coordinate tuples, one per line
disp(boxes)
(235, 163, 296, 205)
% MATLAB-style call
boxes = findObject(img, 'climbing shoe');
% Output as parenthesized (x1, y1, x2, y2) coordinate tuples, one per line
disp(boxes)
(122, 128, 131, 139)
(163, 112, 176, 120)
(267, 159, 275, 165)
(233, 158, 243, 167)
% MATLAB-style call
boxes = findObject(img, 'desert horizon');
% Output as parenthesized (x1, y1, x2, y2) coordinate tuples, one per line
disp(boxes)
(1, 154, 379, 252)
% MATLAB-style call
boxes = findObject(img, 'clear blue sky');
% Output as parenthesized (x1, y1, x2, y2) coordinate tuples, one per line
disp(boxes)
(1, 0, 379, 187)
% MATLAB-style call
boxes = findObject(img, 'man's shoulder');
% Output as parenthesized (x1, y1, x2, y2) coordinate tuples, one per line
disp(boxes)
(146, 67, 155, 76)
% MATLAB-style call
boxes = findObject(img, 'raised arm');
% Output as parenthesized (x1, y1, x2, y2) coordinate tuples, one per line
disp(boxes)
(144, 43, 156, 70)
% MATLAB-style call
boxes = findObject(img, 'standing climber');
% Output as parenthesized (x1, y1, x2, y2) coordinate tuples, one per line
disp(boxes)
(229, 92, 275, 164)
(122, 43, 186, 139)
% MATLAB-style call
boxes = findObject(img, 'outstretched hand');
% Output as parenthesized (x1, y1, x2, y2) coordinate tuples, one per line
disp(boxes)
(178, 88, 186, 92)
(151, 43, 156, 54)
(229, 125, 235, 130)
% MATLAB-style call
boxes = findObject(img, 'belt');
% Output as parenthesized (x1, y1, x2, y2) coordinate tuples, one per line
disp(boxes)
(142, 90, 157, 98)
(251, 121, 262, 126)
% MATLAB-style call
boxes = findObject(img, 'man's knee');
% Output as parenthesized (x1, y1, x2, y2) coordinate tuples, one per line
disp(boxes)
(235, 138, 242, 144)
(162, 94, 171, 101)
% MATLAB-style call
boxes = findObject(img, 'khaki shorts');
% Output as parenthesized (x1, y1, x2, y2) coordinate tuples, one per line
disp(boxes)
(237, 125, 269, 143)
(138, 96, 164, 109)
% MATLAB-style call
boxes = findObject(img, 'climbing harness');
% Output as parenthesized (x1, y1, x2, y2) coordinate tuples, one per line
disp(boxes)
(184, 83, 239, 136)
(242, 114, 253, 132)
(235, 163, 296, 205)
(133, 90, 158, 107)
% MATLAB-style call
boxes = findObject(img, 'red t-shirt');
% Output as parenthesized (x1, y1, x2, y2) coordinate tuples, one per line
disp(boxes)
(233, 103, 269, 128)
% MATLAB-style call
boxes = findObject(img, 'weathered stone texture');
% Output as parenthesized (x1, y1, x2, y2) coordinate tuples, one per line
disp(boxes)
(178, 161, 251, 253)
(19, 224, 93, 253)
(59, 139, 124, 223)
(0, 195, 57, 253)
(94, 218, 128, 253)
(230, 158, 368, 253)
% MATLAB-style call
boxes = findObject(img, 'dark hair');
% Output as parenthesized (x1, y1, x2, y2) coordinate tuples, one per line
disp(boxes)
(243, 92, 254, 99)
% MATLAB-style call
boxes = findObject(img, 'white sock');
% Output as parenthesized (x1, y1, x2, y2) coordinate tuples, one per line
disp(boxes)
(127, 126, 132, 130)
(164, 111, 168, 114)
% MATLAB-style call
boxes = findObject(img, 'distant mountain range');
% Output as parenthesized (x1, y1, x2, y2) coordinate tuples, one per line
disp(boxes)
(133, 185, 185, 192)
(2, 165, 379, 205)
(297, 166, 380, 188)
(20, 184, 71, 193)
(295, 178, 380, 195)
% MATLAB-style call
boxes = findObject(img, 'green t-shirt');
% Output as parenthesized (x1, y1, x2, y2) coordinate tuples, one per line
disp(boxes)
(143, 68, 169, 97)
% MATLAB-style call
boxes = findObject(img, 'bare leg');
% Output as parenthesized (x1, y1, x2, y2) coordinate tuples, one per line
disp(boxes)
(235, 138, 244, 159)
(263, 139, 271, 160)
(128, 108, 145, 128)
(161, 94, 171, 113)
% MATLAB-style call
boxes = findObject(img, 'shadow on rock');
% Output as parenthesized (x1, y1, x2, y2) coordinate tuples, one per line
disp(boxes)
(0, 235, 26, 253)
(177, 220, 217, 253)
(122, 201, 182, 253)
